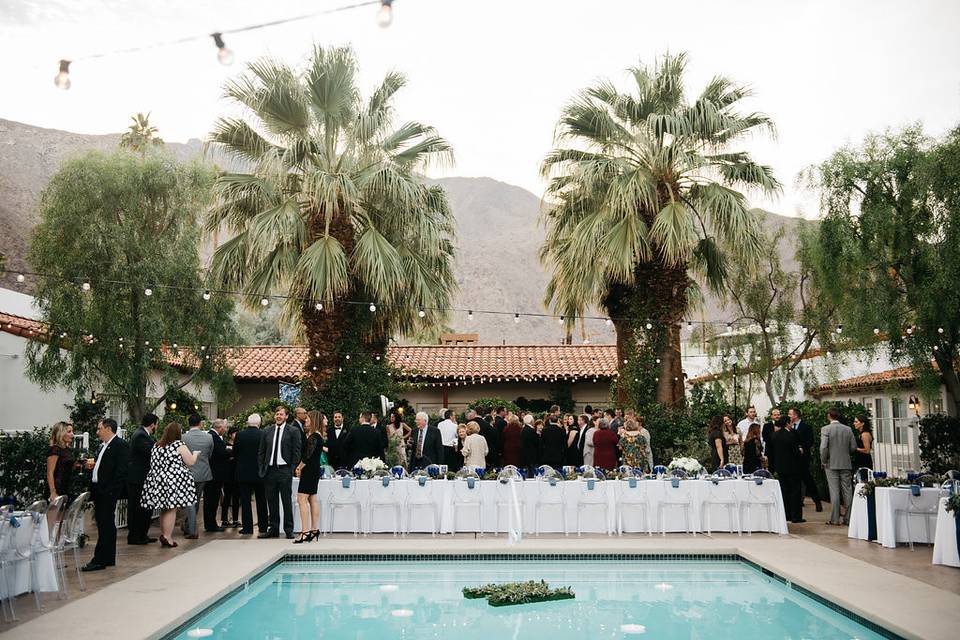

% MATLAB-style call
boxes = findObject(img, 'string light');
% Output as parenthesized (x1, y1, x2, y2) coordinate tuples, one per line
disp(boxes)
(203, 290, 211, 301)
(835, 324, 842, 334)
(726, 323, 733, 332)
(369, 303, 377, 312)
(605, 318, 612, 326)
(418, 306, 426, 318)
(81, 281, 91, 291)
(514, 313, 520, 324)
(260, 297, 269, 307)
(16, 274, 25, 283)
(645, 321, 652, 330)
(467, 310, 474, 321)
(686, 321, 692, 331)
(315, 301, 323, 311)
(377, 0, 394, 27)
(558, 316, 564, 324)
(53, 60, 71, 89)
(144, 287, 153, 296)
(211, 32, 234, 65)
(873, 327, 880, 335)
(938, 327, 945, 334)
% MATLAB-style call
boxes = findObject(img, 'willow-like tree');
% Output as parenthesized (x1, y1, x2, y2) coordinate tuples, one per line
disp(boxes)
(206, 45, 456, 387)
(541, 52, 779, 406)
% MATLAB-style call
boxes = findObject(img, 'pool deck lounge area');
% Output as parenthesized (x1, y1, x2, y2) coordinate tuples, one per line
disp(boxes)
(4, 533, 960, 640)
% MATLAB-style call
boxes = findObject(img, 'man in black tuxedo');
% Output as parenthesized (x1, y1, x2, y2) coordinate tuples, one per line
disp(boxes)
(520, 415, 541, 478)
(126, 413, 157, 545)
(540, 417, 566, 468)
(770, 415, 805, 523)
(257, 405, 302, 539)
(83, 419, 129, 571)
(326, 411, 350, 469)
(343, 411, 385, 468)
(410, 411, 443, 469)
(204, 419, 230, 532)
(291, 406, 308, 466)
(762, 408, 781, 458)
(789, 407, 823, 513)
(494, 406, 508, 440)
(234, 413, 267, 534)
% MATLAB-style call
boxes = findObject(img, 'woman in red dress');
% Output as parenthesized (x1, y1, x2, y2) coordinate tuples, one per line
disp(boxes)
(500, 418, 524, 468)
(591, 420, 620, 471)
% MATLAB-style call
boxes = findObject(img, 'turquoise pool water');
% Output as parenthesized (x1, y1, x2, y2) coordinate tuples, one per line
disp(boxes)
(169, 558, 890, 639)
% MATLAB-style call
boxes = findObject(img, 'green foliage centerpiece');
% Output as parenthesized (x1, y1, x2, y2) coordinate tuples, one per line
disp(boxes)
(463, 580, 575, 607)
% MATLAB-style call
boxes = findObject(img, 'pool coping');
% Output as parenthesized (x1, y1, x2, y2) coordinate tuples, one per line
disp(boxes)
(4, 537, 958, 640)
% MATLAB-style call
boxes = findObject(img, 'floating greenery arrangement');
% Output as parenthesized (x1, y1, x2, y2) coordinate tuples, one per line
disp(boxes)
(463, 580, 575, 607)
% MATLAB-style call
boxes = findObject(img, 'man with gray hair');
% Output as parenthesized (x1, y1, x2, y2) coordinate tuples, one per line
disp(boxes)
(819, 407, 857, 526)
(411, 411, 443, 469)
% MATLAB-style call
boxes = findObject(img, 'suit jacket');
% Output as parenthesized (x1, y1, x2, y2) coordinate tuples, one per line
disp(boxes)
(376, 423, 389, 451)
(209, 430, 230, 482)
(182, 428, 213, 482)
(761, 421, 775, 454)
(500, 423, 523, 468)
(770, 427, 803, 476)
(291, 419, 306, 466)
(257, 421, 303, 477)
(91, 436, 129, 501)
(127, 427, 154, 486)
(794, 420, 814, 461)
(820, 421, 856, 470)
(411, 425, 443, 467)
(326, 423, 351, 469)
(343, 424, 385, 468)
(520, 425, 541, 469)
(233, 427, 264, 483)
(494, 416, 508, 439)
(478, 418, 500, 468)
(540, 424, 566, 467)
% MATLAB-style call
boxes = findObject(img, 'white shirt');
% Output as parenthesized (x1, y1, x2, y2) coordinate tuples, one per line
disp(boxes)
(437, 419, 458, 446)
(92, 434, 116, 483)
(736, 418, 757, 442)
(269, 422, 287, 466)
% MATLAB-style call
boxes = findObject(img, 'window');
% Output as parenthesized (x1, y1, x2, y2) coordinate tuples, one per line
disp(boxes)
(874, 397, 885, 443)
(891, 396, 906, 445)
(927, 395, 944, 415)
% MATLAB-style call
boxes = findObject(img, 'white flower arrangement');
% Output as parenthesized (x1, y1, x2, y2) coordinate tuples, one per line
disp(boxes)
(358, 457, 387, 473)
(667, 457, 702, 475)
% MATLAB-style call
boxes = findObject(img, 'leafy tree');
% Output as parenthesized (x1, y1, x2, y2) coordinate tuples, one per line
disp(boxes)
(27, 148, 237, 422)
(803, 125, 960, 415)
(119, 112, 164, 154)
(713, 218, 839, 404)
(206, 45, 457, 391)
(540, 52, 779, 407)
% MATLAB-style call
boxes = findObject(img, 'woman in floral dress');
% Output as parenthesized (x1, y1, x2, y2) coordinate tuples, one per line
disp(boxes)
(618, 419, 651, 473)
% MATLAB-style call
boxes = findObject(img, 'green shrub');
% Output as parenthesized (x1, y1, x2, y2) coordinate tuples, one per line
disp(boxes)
(919, 413, 960, 474)
(0, 427, 88, 506)
(229, 397, 288, 432)
(468, 397, 520, 415)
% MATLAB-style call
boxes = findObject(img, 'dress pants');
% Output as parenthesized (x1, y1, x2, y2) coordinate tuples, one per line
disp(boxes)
(800, 458, 822, 505)
(221, 480, 240, 523)
(239, 481, 268, 533)
(264, 465, 294, 534)
(203, 480, 223, 530)
(442, 446, 456, 467)
(779, 474, 803, 522)
(185, 481, 206, 535)
(126, 482, 152, 542)
(92, 493, 118, 566)
(825, 468, 854, 524)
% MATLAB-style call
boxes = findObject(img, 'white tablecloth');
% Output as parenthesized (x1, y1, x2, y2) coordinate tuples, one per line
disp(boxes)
(932, 498, 959, 567)
(0, 513, 59, 598)
(875, 486, 940, 549)
(847, 483, 870, 541)
(285, 478, 788, 535)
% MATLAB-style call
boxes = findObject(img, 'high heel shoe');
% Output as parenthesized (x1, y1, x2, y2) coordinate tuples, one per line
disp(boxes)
(292, 532, 309, 544)
(159, 535, 178, 548)
(307, 529, 320, 542)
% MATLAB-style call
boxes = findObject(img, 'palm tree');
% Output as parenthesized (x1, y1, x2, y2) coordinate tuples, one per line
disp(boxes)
(540, 52, 779, 405)
(119, 112, 164, 153)
(205, 45, 456, 386)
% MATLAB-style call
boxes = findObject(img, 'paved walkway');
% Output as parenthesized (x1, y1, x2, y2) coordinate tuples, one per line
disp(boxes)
(2, 501, 958, 638)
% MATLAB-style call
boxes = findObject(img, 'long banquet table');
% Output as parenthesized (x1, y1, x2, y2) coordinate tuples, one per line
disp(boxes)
(282, 477, 788, 536)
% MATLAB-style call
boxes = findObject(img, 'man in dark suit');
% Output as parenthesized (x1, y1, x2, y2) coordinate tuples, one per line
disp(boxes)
(234, 413, 268, 534)
(372, 412, 390, 453)
(521, 415, 541, 478)
(762, 408, 781, 458)
(343, 411, 385, 468)
(469, 409, 500, 469)
(494, 406, 508, 440)
(257, 405, 302, 539)
(83, 419, 129, 571)
(410, 411, 443, 469)
(771, 415, 804, 523)
(540, 417, 566, 468)
(326, 411, 350, 469)
(204, 419, 230, 532)
(126, 413, 157, 545)
(291, 406, 308, 466)
(789, 407, 823, 513)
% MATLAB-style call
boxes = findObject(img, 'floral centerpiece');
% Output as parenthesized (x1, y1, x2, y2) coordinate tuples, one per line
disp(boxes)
(667, 457, 702, 476)
(356, 457, 387, 478)
(945, 493, 960, 517)
(463, 580, 575, 607)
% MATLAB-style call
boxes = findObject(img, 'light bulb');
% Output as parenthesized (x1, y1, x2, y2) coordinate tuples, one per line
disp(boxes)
(377, 0, 393, 27)
(144, 288, 152, 296)
(16, 273, 25, 283)
(836, 324, 843, 334)
(260, 297, 269, 306)
(369, 303, 376, 312)
(558, 316, 564, 324)
(514, 313, 520, 323)
(315, 302, 323, 311)
(605, 318, 612, 326)
(686, 321, 692, 330)
(54, 60, 71, 90)
(211, 33, 234, 65)
(203, 290, 211, 301)
(645, 322, 652, 330)
(938, 327, 944, 334)
(467, 310, 474, 321)
(727, 323, 733, 331)
(418, 306, 426, 318)
(81, 281, 91, 291)
(873, 327, 880, 335)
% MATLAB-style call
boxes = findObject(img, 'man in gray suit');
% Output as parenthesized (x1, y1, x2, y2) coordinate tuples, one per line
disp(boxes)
(257, 405, 302, 539)
(819, 407, 857, 526)
(181, 414, 214, 538)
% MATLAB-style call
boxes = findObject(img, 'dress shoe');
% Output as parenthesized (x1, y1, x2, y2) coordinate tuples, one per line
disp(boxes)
(238, 529, 253, 535)
(81, 562, 106, 572)
(205, 526, 226, 533)
(184, 533, 199, 540)
(815, 502, 823, 512)
(128, 539, 151, 545)
(285, 533, 295, 539)
(791, 518, 807, 523)
(258, 531, 279, 539)
(146, 536, 158, 543)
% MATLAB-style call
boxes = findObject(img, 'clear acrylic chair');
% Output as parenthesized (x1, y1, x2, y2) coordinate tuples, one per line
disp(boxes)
(450, 468, 484, 535)
(700, 476, 741, 536)
(658, 473, 695, 536)
(367, 472, 401, 536)
(739, 470, 779, 535)
(616, 474, 652, 536)
(405, 472, 439, 536)
(494, 467, 524, 536)
(36, 496, 67, 599)
(0, 510, 19, 621)
(895, 479, 938, 550)
(15, 500, 48, 610)
(534, 475, 567, 536)
(328, 473, 362, 536)
(576, 471, 610, 537)
(56, 493, 90, 594)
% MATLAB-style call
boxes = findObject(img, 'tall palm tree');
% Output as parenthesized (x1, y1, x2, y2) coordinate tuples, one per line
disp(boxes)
(119, 112, 164, 153)
(206, 45, 456, 386)
(541, 52, 779, 405)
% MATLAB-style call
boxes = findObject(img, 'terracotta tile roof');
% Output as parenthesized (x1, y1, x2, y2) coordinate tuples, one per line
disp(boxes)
(2, 312, 618, 382)
(809, 366, 919, 396)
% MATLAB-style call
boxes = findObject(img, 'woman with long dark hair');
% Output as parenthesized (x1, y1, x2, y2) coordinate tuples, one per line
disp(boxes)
(742, 423, 763, 474)
(142, 423, 198, 548)
(707, 416, 727, 471)
(853, 414, 874, 470)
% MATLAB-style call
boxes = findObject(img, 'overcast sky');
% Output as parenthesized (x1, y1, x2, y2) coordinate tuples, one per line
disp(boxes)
(2, 0, 959, 217)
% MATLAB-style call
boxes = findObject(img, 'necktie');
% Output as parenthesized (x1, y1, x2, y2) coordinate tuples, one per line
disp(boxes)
(417, 428, 425, 457)
(271, 425, 281, 466)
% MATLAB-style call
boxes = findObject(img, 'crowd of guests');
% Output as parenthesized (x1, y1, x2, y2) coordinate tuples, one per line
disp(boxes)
(44, 400, 877, 569)
(707, 405, 875, 526)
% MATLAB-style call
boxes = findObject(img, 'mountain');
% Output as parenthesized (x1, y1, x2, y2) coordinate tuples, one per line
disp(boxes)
(0, 118, 807, 344)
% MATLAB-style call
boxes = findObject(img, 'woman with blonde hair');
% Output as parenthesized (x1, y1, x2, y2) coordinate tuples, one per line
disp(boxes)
(461, 421, 489, 469)
(141, 423, 198, 548)
(46, 421, 76, 502)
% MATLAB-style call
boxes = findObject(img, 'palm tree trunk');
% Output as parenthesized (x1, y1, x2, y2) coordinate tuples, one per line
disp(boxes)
(635, 259, 687, 406)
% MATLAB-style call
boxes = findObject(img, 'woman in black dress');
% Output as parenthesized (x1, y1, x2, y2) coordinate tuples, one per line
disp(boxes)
(220, 426, 241, 527)
(449, 424, 467, 472)
(565, 415, 582, 467)
(294, 412, 325, 543)
(853, 414, 874, 470)
(46, 421, 76, 503)
(707, 415, 727, 472)
(742, 423, 764, 474)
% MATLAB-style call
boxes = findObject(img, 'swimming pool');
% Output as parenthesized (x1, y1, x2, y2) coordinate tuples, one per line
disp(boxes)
(167, 554, 897, 639)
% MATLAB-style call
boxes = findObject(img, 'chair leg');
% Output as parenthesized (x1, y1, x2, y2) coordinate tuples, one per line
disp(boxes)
(30, 556, 42, 610)
(903, 512, 914, 551)
(72, 546, 85, 591)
